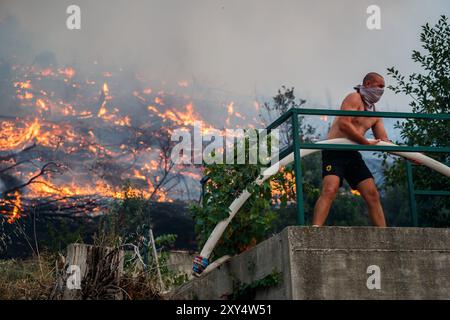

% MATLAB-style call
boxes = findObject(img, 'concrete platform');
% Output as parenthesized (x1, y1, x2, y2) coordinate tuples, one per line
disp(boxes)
(170, 226, 450, 300)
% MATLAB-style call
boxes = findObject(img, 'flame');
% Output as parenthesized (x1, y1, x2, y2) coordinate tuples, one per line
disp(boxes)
(160, 103, 203, 127)
(133, 169, 147, 180)
(114, 116, 131, 126)
(27, 178, 170, 203)
(22, 91, 34, 100)
(36, 99, 48, 111)
(147, 105, 158, 113)
(227, 102, 234, 115)
(7, 192, 22, 224)
(133, 91, 147, 103)
(96, 82, 130, 126)
(235, 112, 245, 120)
(28, 179, 129, 199)
(97, 103, 107, 117)
(14, 81, 32, 89)
(41, 68, 53, 77)
(1, 192, 22, 224)
(350, 189, 361, 196)
(97, 83, 109, 117)
(102, 82, 109, 95)
(58, 67, 76, 79)
(225, 102, 236, 126)
(155, 96, 164, 105)
(270, 169, 296, 204)
(144, 160, 159, 172)
(3, 61, 243, 223)
(0, 119, 40, 151)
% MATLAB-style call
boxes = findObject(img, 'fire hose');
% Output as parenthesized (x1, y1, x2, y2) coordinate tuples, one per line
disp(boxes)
(192, 138, 450, 276)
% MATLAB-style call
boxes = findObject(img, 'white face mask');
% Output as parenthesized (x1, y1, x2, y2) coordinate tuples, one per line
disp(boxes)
(354, 85, 384, 111)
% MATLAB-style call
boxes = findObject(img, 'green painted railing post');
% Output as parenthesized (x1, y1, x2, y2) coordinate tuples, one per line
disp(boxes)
(291, 113, 305, 225)
(406, 161, 418, 227)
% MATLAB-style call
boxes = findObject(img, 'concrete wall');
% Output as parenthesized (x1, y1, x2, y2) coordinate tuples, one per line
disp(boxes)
(171, 226, 450, 300)
(166, 250, 195, 281)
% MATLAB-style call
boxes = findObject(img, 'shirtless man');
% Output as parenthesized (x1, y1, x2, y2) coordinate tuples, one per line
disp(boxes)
(312, 72, 388, 227)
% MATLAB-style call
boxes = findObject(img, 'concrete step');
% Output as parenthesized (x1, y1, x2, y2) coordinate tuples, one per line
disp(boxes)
(170, 226, 450, 300)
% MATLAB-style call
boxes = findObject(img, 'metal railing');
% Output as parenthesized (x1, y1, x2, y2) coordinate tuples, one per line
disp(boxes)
(266, 108, 450, 226)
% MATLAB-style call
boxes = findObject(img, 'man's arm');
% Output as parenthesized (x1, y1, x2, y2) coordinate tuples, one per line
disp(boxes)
(372, 118, 390, 142)
(373, 118, 422, 165)
(337, 93, 378, 145)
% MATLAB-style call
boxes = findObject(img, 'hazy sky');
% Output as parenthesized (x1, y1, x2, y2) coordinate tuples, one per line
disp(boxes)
(1, 0, 449, 111)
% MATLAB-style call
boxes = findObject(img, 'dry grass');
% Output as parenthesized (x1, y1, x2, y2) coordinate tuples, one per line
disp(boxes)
(0, 249, 184, 300)
(119, 274, 163, 300)
(0, 253, 168, 300)
(0, 253, 56, 300)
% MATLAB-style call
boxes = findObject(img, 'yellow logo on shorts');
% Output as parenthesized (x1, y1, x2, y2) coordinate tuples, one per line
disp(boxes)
(326, 165, 332, 172)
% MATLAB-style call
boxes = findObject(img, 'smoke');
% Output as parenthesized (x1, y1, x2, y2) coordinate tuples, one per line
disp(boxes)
(0, 0, 449, 111)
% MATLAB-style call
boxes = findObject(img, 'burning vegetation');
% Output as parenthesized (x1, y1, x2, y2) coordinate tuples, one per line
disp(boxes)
(0, 56, 260, 226)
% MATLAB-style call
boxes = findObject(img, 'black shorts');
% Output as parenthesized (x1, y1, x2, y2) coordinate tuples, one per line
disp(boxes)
(321, 150, 374, 190)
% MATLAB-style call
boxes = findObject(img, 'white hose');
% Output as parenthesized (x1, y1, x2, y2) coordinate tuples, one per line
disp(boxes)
(199, 138, 450, 259)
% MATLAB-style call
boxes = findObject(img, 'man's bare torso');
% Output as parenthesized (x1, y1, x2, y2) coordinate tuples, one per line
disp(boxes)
(327, 93, 379, 140)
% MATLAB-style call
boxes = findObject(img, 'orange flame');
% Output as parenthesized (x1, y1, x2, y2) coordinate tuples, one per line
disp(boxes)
(0, 119, 40, 151)
(227, 102, 234, 115)
(58, 67, 76, 79)
(160, 103, 203, 127)
(4, 61, 228, 222)
(98, 103, 107, 117)
(22, 92, 34, 100)
(14, 81, 32, 89)
(102, 82, 109, 95)
(155, 96, 164, 105)
(36, 99, 48, 111)
(41, 68, 53, 77)
(6, 192, 22, 224)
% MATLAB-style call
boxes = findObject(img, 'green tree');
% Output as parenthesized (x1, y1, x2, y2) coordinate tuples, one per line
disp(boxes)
(190, 87, 371, 259)
(190, 88, 316, 258)
(260, 86, 313, 147)
(189, 138, 277, 258)
(385, 15, 450, 227)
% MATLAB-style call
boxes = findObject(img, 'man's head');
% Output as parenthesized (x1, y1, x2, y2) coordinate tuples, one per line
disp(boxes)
(363, 72, 385, 89)
(355, 72, 385, 111)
